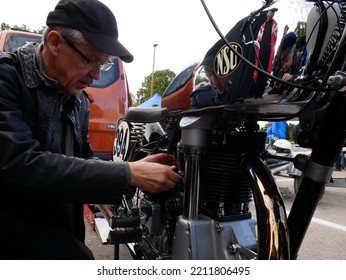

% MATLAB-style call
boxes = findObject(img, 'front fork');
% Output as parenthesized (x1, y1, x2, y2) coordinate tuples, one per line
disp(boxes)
(288, 92, 346, 259)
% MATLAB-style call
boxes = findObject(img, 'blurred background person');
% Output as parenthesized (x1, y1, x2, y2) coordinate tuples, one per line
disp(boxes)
(266, 121, 288, 143)
(253, 8, 278, 97)
(270, 31, 302, 94)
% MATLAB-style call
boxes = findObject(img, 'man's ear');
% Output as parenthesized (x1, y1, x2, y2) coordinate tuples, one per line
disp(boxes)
(46, 30, 63, 56)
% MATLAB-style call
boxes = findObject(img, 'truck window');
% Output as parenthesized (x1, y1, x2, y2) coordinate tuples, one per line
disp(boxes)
(4, 33, 42, 52)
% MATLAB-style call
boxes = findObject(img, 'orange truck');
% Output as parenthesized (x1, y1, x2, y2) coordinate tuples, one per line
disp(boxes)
(0, 29, 131, 160)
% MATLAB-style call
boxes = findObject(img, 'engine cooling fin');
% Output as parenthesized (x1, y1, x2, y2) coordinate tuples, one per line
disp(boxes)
(200, 132, 266, 221)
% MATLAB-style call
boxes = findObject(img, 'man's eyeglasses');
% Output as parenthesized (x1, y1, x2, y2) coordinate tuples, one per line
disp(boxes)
(63, 36, 113, 71)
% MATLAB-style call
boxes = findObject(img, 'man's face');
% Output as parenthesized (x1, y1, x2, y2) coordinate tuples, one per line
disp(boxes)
(204, 66, 229, 94)
(267, 10, 275, 20)
(45, 30, 112, 96)
(281, 47, 295, 72)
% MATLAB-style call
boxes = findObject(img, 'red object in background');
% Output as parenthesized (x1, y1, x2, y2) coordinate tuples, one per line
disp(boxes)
(83, 204, 95, 231)
(161, 62, 200, 112)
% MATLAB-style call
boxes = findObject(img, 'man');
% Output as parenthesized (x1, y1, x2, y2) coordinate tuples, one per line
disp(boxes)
(253, 8, 278, 97)
(266, 121, 288, 142)
(272, 24, 290, 78)
(270, 31, 300, 93)
(0, 0, 181, 259)
(190, 63, 233, 109)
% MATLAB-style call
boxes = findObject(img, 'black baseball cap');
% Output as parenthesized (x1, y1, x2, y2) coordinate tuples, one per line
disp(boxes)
(280, 32, 297, 61)
(46, 0, 134, 63)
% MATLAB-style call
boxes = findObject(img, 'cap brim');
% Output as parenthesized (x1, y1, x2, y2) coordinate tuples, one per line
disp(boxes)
(83, 31, 134, 63)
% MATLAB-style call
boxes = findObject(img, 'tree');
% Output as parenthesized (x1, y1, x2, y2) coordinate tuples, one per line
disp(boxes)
(195, 75, 209, 86)
(1, 22, 45, 34)
(294, 21, 306, 38)
(1, 22, 11, 30)
(134, 69, 175, 106)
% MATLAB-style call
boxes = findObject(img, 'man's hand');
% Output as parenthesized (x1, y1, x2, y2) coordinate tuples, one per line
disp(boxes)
(282, 73, 293, 81)
(129, 153, 181, 193)
(139, 153, 178, 166)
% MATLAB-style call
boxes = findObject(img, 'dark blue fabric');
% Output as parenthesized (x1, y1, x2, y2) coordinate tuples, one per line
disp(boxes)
(201, 11, 268, 100)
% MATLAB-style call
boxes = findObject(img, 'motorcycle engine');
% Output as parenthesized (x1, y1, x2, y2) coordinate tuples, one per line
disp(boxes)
(127, 117, 267, 259)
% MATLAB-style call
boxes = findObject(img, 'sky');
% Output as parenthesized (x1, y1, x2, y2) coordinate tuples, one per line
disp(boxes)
(0, 0, 312, 96)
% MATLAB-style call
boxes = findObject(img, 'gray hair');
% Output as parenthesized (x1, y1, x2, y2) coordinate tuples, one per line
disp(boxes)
(42, 26, 88, 46)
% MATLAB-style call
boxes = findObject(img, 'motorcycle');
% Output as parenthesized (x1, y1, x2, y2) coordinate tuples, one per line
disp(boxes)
(101, 0, 346, 260)
(266, 138, 311, 195)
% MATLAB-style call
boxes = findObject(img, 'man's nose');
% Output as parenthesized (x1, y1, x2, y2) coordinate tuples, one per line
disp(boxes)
(88, 67, 102, 81)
